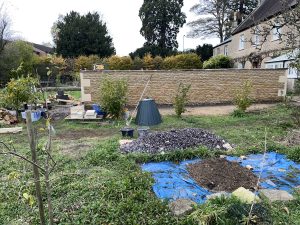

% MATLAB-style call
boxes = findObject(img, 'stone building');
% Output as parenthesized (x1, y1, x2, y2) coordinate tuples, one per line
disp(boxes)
(213, 0, 299, 90)
(213, 0, 299, 70)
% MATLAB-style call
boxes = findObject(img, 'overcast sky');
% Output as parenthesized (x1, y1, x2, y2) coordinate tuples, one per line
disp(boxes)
(4, 0, 219, 56)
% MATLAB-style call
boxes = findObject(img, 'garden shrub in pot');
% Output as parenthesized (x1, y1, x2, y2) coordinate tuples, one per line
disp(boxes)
(1, 76, 39, 120)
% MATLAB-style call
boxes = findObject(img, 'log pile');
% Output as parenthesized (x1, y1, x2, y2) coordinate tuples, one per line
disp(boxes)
(0, 109, 18, 124)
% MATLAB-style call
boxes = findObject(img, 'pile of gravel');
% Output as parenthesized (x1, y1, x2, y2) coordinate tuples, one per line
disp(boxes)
(120, 128, 232, 154)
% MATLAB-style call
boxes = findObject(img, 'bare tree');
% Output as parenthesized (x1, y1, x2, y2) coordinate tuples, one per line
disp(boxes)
(187, 0, 230, 42)
(0, 3, 12, 54)
(187, 0, 258, 43)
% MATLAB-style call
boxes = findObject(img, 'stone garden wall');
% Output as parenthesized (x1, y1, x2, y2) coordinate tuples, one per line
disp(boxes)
(80, 69, 287, 106)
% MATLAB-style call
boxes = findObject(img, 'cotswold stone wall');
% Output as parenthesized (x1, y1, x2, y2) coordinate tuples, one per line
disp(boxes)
(80, 69, 287, 106)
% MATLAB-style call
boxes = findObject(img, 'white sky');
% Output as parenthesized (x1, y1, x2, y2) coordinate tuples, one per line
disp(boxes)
(3, 0, 219, 56)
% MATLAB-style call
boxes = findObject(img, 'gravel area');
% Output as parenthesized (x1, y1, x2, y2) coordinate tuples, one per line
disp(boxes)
(120, 128, 231, 154)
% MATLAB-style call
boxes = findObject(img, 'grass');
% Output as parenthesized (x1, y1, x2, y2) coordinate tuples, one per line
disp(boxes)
(66, 91, 81, 100)
(0, 104, 300, 224)
(189, 194, 300, 225)
(45, 90, 81, 101)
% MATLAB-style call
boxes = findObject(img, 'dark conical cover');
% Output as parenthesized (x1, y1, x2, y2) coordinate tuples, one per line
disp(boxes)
(135, 99, 162, 126)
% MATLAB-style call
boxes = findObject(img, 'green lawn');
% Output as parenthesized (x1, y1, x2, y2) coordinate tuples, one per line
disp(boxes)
(44, 90, 81, 101)
(66, 90, 81, 100)
(0, 104, 300, 224)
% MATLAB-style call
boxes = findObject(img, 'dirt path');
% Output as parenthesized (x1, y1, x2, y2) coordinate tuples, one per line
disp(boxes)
(158, 104, 276, 116)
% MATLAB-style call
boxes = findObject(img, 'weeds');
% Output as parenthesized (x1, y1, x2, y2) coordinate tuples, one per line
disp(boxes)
(174, 83, 191, 118)
(189, 196, 273, 225)
(291, 105, 300, 127)
(1, 104, 300, 224)
(99, 76, 128, 119)
(233, 80, 253, 117)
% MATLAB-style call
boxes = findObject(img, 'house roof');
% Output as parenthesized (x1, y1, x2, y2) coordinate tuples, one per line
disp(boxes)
(213, 38, 232, 49)
(4, 39, 54, 54)
(30, 42, 54, 54)
(265, 50, 299, 63)
(232, 0, 298, 35)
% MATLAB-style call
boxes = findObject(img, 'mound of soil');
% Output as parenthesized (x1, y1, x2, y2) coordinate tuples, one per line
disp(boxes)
(120, 128, 231, 154)
(187, 158, 258, 192)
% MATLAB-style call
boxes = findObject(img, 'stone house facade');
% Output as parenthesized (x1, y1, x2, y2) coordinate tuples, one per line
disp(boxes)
(213, 0, 298, 70)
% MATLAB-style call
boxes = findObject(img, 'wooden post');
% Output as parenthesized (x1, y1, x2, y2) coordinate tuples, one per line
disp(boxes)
(45, 126, 54, 225)
(26, 111, 46, 225)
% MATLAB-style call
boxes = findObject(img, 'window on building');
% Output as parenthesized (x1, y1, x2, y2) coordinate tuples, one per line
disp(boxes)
(265, 63, 283, 69)
(253, 34, 260, 46)
(224, 45, 228, 56)
(217, 48, 220, 55)
(239, 34, 245, 50)
(286, 61, 299, 78)
(272, 22, 282, 41)
(266, 64, 273, 69)
(252, 27, 260, 47)
(238, 62, 245, 69)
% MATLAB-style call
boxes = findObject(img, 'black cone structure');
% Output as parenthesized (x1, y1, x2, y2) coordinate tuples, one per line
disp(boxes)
(135, 99, 162, 126)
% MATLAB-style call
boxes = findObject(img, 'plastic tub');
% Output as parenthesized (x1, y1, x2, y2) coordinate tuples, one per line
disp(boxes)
(137, 127, 150, 137)
(120, 127, 134, 138)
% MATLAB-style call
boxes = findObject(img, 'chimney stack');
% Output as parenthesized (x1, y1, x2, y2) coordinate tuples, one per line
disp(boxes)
(232, 12, 238, 29)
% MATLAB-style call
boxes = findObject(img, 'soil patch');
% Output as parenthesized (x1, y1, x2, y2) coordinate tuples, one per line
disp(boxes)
(286, 129, 300, 146)
(49, 105, 71, 121)
(60, 142, 93, 159)
(55, 129, 116, 140)
(120, 128, 231, 154)
(187, 158, 258, 192)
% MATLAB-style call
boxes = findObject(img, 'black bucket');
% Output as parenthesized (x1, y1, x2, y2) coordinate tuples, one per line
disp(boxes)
(120, 127, 134, 138)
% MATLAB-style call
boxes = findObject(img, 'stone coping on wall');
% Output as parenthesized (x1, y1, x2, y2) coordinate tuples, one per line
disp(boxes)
(80, 68, 287, 73)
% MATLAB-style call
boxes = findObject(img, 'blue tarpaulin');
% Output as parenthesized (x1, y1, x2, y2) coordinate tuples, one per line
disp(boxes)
(21, 110, 42, 122)
(141, 152, 300, 204)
